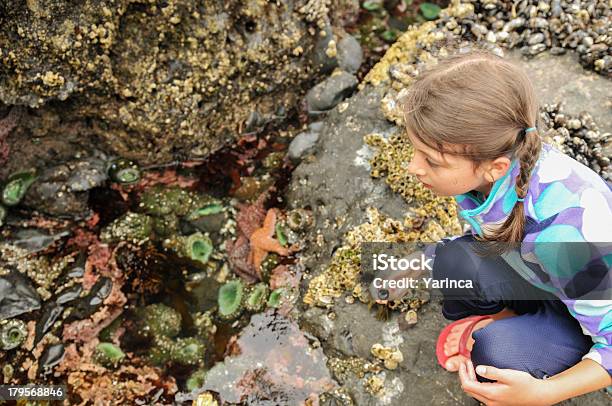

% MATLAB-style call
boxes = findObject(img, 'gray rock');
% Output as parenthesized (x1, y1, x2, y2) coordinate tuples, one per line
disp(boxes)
(337, 35, 363, 74)
(312, 21, 339, 74)
(306, 72, 358, 113)
(300, 307, 335, 341)
(288, 130, 320, 161)
(308, 121, 325, 133)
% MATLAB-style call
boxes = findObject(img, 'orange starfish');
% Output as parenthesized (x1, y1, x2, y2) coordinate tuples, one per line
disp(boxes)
(248, 208, 290, 276)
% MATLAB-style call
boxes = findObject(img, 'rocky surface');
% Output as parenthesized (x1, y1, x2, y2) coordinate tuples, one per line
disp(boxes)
(0, 0, 358, 165)
(287, 48, 612, 404)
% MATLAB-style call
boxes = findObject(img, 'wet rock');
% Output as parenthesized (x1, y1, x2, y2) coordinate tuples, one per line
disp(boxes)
(312, 21, 339, 74)
(288, 131, 320, 161)
(300, 307, 334, 341)
(0, 271, 41, 320)
(10, 229, 70, 253)
(23, 157, 107, 218)
(337, 35, 363, 74)
(306, 72, 358, 113)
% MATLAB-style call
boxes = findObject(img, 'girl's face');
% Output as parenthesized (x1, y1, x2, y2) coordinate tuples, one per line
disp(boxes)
(405, 130, 495, 197)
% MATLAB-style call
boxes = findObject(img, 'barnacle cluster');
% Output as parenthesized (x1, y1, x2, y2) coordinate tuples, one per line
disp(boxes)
(304, 128, 461, 308)
(370, 343, 403, 370)
(1, 1, 341, 164)
(327, 356, 382, 382)
(100, 212, 154, 245)
(304, 189, 460, 309)
(0, 242, 72, 300)
(366, 132, 462, 239)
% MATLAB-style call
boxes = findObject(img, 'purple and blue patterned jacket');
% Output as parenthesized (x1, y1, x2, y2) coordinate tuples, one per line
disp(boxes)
(454, 143, 612, 377)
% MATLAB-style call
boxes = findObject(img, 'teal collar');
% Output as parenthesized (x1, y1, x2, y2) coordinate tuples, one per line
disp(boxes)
(454, 159, 522, 237)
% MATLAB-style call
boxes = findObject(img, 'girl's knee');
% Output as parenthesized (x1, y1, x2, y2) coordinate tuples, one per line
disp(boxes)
(470, 322, 547, 381)
(432, 237, 478, 281)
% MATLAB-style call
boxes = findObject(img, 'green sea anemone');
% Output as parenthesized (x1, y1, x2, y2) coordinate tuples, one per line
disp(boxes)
(0, 319, 28, 350)
(171, 337, 206, 366)
(245, 283, 269, 312)
(147, 336, 174, 366)
(0, 204, 6, 227)
(186, 202, 224, 219)
(275, 222, 288, 247)
(108, 158, 141, 185)
(2, 169, 38, 206)
(152, 215, 179, 238)
(267, 288, 286, 309)
(217, 280, 244, 320)
(138, 303, 182, 339)
(185, 232, 213, 264)
(140, 185, 195, 217)
(186, 368, 208, 391)
(94, 342, 126, 368)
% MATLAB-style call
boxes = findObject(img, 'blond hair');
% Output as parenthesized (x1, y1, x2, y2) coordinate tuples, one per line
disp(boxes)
(400, 50, 542, 253)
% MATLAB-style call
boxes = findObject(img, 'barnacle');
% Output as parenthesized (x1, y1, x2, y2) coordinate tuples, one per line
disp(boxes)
(108, 158, 140, 185)
(217, 279, 245, 320)
(0, 319, 28, 350)
(245, 283, 269, 312)
(286, 208, 313, 232)
(2, 169, 38, 206)
(371, 343, 404, 370)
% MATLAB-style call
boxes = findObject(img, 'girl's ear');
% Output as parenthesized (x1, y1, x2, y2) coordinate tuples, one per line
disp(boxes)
(489, 156, 512, 181)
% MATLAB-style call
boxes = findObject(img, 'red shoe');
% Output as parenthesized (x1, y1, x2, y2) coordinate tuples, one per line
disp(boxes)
(436, 315, 493, 370)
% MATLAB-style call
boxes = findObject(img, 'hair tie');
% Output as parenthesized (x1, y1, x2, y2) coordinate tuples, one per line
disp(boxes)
(517, 197, 525, 202)
(524, 127, 536, 133)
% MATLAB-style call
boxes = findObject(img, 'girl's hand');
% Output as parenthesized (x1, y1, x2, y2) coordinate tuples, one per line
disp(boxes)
(458, 360, 555, 406)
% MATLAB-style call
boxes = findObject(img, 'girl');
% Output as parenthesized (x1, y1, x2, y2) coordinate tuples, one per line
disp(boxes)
(393, 50, 611, 405)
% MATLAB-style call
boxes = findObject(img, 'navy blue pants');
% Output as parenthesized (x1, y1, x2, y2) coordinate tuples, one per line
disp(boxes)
(433, 235, 593, 382)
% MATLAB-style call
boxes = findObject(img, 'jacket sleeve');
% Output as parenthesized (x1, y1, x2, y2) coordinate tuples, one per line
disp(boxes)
(565, 299, 612, 376)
